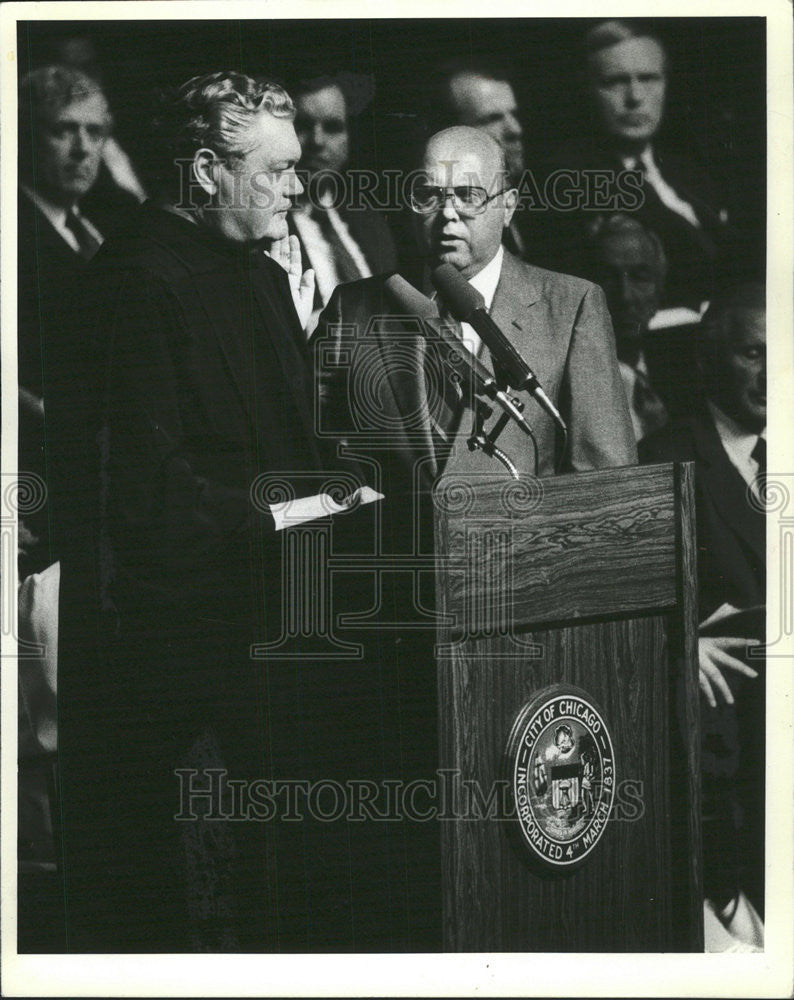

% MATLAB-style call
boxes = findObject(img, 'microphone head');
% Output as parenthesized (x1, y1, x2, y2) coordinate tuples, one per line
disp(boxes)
(431, 263, 485, 321)
(384, 274, 439, 321)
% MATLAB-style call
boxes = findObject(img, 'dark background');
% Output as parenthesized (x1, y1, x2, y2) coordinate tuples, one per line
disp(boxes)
(17, 17, 766, 219)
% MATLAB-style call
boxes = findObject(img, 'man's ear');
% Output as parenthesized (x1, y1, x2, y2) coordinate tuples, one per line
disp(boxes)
(193, 148, 221, 197)
(503, 187, 518, 228)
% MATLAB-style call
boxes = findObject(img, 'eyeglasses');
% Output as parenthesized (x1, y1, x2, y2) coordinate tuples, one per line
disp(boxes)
(409, 184, 506, 217)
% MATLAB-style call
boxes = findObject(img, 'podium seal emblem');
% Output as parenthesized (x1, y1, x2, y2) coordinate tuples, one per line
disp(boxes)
(505, 685, 616, 868)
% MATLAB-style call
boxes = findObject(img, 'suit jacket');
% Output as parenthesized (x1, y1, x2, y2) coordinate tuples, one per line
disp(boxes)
(289, 198, 397, 292)
(639, 410, 764, 620)
(18, 187, 139, 575)
(545, 141, 730, 309)
(18, 185, 139, 392)
(314, 249, 637, 497)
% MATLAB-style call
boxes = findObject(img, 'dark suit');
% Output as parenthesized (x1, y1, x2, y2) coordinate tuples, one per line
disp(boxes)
(545, 142, 729, 309)
(639, 410, 764, 620)
(640, 411, 765, 914)
(289, 196, 397, 307)
(314, 248, 637, 495)
(17, 187, 137, 575)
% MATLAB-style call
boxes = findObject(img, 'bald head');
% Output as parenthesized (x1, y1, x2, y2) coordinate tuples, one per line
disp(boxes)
(423, 126, 507, 187)
(411, 126, 517, 278)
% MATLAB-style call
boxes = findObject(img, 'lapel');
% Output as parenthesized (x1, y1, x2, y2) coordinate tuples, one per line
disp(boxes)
(19, 191, 84, 270)
(693, 412, 765, 565)
(488, 249, 540, 376)
(374, 275, 439, 480)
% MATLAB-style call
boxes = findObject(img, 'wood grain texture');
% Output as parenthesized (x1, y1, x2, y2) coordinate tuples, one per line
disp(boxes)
(435, 462, 702, 951)
(434, 464, 677, 636)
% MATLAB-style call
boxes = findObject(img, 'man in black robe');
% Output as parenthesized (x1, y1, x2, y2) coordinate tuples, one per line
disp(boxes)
(50, 71, 439, 954)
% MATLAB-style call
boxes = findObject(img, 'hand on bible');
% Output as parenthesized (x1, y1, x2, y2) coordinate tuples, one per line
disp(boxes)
(266, 234, 316, 332)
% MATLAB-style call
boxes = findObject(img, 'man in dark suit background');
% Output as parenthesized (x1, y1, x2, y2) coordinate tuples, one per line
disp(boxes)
(289, 73, 396, 333)
(640, 281, 766, 949)
(17, 66, 129, 574)
(314, 125, 636, 501)
(553, 20, 730, 311)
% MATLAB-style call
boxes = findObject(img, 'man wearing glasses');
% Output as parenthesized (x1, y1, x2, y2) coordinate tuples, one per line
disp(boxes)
(314, 125, 635, 493)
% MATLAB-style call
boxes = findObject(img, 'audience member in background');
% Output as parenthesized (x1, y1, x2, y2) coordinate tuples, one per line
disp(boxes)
(17, 63, 130, 949)
(585, 214, 669, 441)
(429, 58, 554, 266)
(18, 65, 136, 576)
(38, 32, 147, 204)
(289, 74, 396, 333)
(555, 20, 729, 310)
(640, 281, 766, 951)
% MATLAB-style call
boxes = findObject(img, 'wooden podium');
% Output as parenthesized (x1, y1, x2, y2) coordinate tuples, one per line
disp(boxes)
(433, 462, 703, 951)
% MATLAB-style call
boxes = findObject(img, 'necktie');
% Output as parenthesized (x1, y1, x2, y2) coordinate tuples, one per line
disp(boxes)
(635, 151, 701, 231)
(314, 207, 365, 285)
(751, 436, 766, 480)
(64, 208, 102, 260)
(424, 304, 465, 453)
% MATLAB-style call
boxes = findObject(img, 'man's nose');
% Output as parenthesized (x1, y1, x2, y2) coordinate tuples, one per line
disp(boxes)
(71, 128, 89, 157)
(440, 193, 461, 220)
(311, 123, 325, 146)
(289, 172, 304, 198)
(625, 79, 643, 105)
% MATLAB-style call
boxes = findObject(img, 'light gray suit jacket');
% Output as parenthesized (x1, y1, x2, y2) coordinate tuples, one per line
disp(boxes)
(313, 249, 637, 492)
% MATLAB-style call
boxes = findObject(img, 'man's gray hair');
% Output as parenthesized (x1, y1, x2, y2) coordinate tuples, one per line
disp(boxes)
(19, 65, 112, 128)
(584, 19, 666, 59)
(157, 71, 295, 166)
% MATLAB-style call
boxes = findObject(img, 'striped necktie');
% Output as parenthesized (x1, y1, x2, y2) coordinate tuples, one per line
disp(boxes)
(424, 304, 465, 452)
(751, 435, 766, 481)
(64, 208, 102, 260)
(314, 206, 364, 284)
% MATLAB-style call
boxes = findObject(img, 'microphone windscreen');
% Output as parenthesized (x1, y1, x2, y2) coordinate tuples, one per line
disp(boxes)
(384, 274, 439, 320)
(431, 263, 485, 320)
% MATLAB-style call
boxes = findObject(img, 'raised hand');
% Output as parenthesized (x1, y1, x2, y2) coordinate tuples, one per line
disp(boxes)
(266, 235, 316, 333)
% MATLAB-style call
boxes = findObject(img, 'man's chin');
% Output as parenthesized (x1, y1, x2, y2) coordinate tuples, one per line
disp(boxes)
(265, 216, 290, 241)
(430, 248, 470, 273)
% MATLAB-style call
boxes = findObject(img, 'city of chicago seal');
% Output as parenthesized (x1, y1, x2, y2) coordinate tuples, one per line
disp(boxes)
(505, 685, 616, 868)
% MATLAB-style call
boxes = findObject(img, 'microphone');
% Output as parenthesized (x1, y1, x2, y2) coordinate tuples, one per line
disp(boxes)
(431, 263, 566, 431)
(384, 274, 533, 437)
